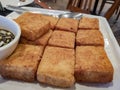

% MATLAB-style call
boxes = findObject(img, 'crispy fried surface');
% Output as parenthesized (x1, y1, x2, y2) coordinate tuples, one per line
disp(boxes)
(55, 18, 79, 33)
(15, 12, 50, 41)
(0, 44, 44, 82)
(76, 30, 104, 46)
(48, 30, 75, 48)
(41, 15, 59, 29)
(20, 30, 53, 46)
(0, 12, 114, 86)
(37, 46, 75, 87)
(79, 17, 99, 30)
(75, 46, 114, 83)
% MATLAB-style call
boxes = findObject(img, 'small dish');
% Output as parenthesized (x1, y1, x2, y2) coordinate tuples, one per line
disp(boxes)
(0, 15, 21, 60)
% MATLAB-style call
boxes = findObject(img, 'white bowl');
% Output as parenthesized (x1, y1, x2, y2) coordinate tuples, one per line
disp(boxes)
(0, 15, 21, 60)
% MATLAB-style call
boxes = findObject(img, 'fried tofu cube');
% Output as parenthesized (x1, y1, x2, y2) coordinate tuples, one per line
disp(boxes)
(14, 12, 42, 22)
(75, 46, 114, 83)
(37, 46, 75, 87)
(0, 44, 44, 82)
(48, 30, 75, 48)
(41, 15, 59, 29)
(20, 30, 53, 46)
(55, 18, 79, 33)
(76, 30, 104, 46)
(79, 17, 99, 30)
(15, 12, 50, 41)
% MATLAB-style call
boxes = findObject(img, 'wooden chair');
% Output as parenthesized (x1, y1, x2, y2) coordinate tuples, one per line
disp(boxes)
(34, 0, 53, 9)
(98, 0, 115, 15)
(66, 0, 93, 14)
(104, 0, 120, 20)
(116, 7, 120, 21)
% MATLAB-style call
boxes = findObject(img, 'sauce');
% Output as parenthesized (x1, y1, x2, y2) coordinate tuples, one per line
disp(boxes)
(0, 29, 15, 47)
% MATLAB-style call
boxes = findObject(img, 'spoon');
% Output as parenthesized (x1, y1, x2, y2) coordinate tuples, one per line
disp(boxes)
(6, 5, 83, 20)
(57, 12, 83, 20)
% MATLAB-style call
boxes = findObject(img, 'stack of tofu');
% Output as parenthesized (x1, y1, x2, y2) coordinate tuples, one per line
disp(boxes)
(0, 12, 114, 88)
(75, 17, 113, 83)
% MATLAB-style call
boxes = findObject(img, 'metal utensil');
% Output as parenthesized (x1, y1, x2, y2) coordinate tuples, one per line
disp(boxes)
(5, 5, 70, 17)
(73, 13, 83, 20)
(58, 12, 72, 18)
(58, 12, 83, 20)
(6, 5, 83, 20)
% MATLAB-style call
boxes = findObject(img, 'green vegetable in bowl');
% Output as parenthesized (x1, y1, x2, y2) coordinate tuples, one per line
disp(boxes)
(0, 29, 15, 47)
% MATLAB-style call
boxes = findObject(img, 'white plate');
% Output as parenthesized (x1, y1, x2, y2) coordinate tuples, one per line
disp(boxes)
(1, 7, 120, 90)
(0, 0, 34, 7)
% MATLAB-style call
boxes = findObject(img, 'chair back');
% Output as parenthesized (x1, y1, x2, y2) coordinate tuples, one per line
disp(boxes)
(67, 0, 93, 14)
(104, 0, 120, 20)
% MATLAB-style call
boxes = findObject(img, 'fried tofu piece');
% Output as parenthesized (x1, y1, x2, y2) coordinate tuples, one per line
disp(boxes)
(20, 30, 53, 46)
(41, 15, 59, 29)
(75, 46, 114, 83)
(37, 46, 75, 87)
(55, 18, 79, 33)
(48, 30, 75, 49)
(15, 12, 50, 41)
(0, 44, 44, 82)
(79, 17, 99, 30)
(14, 12, 42, 22)
(76, 30, 104, 46)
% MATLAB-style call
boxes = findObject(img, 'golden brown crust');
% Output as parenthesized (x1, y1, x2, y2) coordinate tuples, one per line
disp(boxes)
(48, 30, 75, 49)
(55, 18, 79, 33)
(0, 44, 44, 82)
(78, 17, 99, 30)
(41, 15, 59, 29)
(14, 12, 50, 41)
(75, 46, 114, 83)
(20, 30, 53, 46)
(37, 46, 75, 87)
(76, 30, 104, 46)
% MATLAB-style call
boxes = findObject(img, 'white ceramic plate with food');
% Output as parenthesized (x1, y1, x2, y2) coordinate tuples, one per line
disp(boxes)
(0, 7, 120, 90)
(0, 0, 34, 7)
